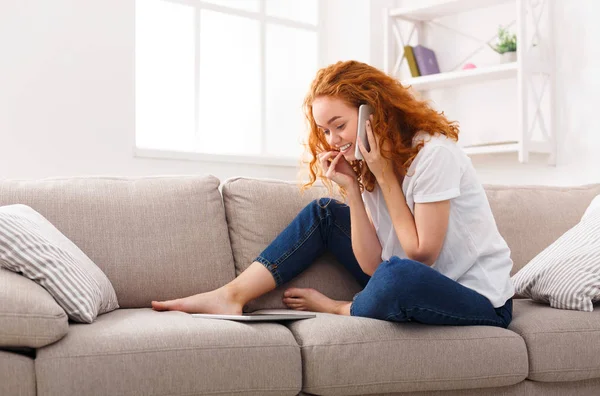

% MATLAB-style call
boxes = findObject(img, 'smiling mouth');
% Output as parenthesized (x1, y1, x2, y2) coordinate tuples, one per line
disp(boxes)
(333, 143, 352, 153)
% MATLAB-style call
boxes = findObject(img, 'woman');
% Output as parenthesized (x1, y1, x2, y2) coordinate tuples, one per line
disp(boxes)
(152, 60, 515, 327)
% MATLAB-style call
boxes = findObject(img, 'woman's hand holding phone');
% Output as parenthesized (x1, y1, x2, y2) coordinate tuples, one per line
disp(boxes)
(356, 114, 392, 183)
(318, 150, 357, 190)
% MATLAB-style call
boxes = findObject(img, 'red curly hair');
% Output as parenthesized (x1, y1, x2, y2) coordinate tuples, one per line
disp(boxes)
(299, 60, 460, 198)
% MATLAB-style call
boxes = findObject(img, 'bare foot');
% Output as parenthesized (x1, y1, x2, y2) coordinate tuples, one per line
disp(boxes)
(282, 287, 351, 316)
(151, 286, 243, 314)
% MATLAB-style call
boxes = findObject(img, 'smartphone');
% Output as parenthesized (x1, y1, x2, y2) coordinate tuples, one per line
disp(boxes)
(354, 104, 374, 160)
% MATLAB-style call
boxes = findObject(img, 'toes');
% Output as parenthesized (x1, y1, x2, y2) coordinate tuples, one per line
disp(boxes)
(284, 288, 311, 298)
(151, 299, 177, 311)
(151, 301, 167, 311)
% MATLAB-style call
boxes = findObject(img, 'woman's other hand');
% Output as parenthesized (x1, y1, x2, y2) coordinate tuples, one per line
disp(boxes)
(318, 150, 357, 190)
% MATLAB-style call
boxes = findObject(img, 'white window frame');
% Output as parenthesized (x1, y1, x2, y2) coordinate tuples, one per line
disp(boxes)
(134, 0, 324, 167)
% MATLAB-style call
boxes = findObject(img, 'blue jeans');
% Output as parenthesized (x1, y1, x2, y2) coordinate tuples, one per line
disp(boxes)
(254, 198, 512, 328)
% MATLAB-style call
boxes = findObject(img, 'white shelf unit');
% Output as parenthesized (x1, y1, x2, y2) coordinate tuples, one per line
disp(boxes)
(383, 0, 556, 164)
(403, 61, 517, 90)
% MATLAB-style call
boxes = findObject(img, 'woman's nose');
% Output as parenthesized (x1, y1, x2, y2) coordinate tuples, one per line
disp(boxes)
(330, 135, 342, 147)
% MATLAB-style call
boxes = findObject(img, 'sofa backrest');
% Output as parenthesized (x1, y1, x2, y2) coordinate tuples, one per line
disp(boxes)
(0, 175, 235, 308)
(2, 175, 597, 312)
(485, 184, 600, 274)
(222, 177, 600, 311)
(222, 177, 360, 312)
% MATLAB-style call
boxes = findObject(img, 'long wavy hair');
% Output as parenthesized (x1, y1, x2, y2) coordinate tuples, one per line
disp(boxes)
(298, 60, 460, 199)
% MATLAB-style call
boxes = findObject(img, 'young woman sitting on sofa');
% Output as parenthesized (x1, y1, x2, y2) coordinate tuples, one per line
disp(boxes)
(152, 60, 515, 328)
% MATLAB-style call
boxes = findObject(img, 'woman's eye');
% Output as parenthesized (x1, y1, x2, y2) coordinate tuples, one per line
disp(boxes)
(336, 124, 346, 130)
(322, 130, 330, 135)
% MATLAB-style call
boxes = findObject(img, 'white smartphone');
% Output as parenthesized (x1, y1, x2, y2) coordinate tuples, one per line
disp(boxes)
(355, 104, 374, 160)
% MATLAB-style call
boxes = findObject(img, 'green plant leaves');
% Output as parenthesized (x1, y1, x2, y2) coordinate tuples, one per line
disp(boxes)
(490, 25, 517, 54)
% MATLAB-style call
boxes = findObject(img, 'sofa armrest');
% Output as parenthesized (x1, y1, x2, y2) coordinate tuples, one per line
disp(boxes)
(0, 269, 68, 348)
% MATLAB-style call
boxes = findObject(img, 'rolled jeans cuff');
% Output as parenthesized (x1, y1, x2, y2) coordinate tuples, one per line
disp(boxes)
(349, 292, 361, 316)
(254, 256, 283, 287)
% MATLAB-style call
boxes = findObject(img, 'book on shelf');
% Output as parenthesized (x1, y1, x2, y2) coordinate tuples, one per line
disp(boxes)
(403, 46, 421, 78)
(413, 45, 440, 76)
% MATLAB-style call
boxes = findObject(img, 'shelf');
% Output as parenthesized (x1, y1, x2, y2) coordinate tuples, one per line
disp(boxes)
(461, 141, 519, 155)
(401, 62, 517, 90)
(461, 140, 554, 156)
(390, 0, 513, 22)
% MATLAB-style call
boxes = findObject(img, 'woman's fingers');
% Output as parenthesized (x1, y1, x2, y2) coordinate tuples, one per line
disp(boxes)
(321, 151, 338, 161)
(319, 150, 354, 188)
(365, 115, 377, 152)
(325, 151, 344, 178)
(318, 151, 336, 162)
(318, 151, 337, 173)
(357, 136, 367, 157)
(318, 151, 329, 172)
(317, 151, 329, 160)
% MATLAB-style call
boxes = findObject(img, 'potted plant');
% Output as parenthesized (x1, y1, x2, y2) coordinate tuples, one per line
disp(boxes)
(489, 25, 517, 63)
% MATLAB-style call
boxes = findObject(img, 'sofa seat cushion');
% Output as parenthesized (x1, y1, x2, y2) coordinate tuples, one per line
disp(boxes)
(35, 308, 302, 396)
(0, 349, 36, 396)
(509, 299, 600, 382)
(255, 309, 528, 395)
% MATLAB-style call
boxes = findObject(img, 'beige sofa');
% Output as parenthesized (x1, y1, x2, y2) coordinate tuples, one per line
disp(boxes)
(1, 175, 600, 396)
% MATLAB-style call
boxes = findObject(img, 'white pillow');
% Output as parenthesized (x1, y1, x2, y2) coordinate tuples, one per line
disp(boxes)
(512, 194, 600, 311)
(583, 194, 600, 220)
(0, 204, 119, 323)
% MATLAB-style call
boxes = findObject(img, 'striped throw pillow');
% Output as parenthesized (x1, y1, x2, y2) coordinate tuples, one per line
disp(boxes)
(0, 204, 119, 323)
(512, 195, 600, 311)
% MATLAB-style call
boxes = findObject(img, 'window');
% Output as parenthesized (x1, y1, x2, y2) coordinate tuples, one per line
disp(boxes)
(135, 0, 320, 165)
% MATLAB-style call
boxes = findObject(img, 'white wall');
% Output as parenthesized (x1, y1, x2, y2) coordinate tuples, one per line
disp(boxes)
(0, 0, 599, 185)
(320, 0, 398, 70)
(0, 0, 295, 182)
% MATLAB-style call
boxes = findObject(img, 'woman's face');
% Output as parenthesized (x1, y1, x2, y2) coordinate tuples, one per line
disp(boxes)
(312, 96, 358, 161)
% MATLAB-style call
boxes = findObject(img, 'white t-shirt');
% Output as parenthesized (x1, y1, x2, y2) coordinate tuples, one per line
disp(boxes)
(362, 132, 515, 308)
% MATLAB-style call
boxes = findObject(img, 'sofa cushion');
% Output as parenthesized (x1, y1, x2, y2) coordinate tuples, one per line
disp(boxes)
(255, 309, 528, 394)
(509, 299, 600, 382)
(0, 175, 235, 308)
(0, 349, 36, 396)
(512, 194, 600, 311)
(371, 378, 600, 396)
(485, 184, 600, 275)
(221, 177, 360, 312)
(0, 204, 119, 323)
(0, 268, 68, 348)
(35, 308, 301, 396)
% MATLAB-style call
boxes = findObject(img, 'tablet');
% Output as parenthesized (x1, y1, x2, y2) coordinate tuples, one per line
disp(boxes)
(191, 313, 316, 322)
